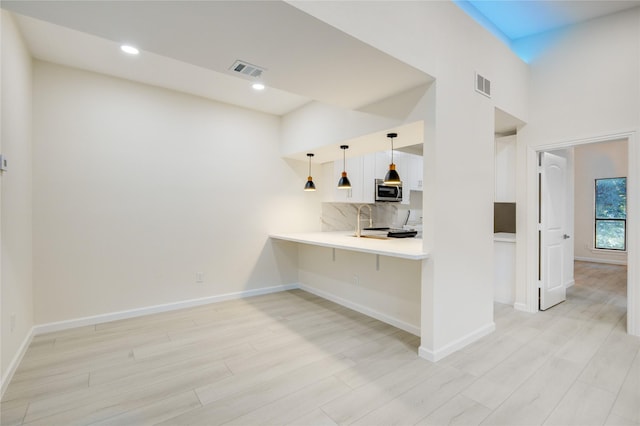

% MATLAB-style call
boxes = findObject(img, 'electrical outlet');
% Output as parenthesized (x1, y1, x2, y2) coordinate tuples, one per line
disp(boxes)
(195, 272, 204, 283)
(10, 314, 16, 333)
(352, 275, 359, 286)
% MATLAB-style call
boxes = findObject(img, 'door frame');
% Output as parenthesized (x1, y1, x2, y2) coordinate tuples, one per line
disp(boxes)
(520, 131, 638, 336)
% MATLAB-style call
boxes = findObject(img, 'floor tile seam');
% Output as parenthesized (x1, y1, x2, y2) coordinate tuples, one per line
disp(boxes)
(470, 350, 564, 423)
(410, 375, 494, 426)
(606, 347, 640, 422)
(358, 364, 467, 419)
(135, 329, 272, 361)
(17, 349, 133, 375)
(329, 358, 365, 391)
(482, 350, 555, 407)
(319, 366, 438, 425)
(202, 351, 353, 406)
(574, 375, 624, 398)
(2, 370, 92, 402)
(223, 339, 348, 375)
(96, 346, 243, 385)
(80, 388, 203, 426)
(25, 339, 151, 360)
(318, 406, 341, 426)
(556, 313, 620, 367)
(8, 366, 97, 390)
(212, 368, 352, 426)
(459, 334, 534, 378)
(15, 401, 29, 426)
(23, 360, 231, 423)
(539, 340, 618, 426)
(27, 367, 228, 426)
(297, 377, 354, 420)
(1, 372, 92, 407)
(548, 317, 609, 360)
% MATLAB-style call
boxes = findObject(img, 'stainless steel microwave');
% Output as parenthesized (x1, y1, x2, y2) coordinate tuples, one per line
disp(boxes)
(375, 179, 402, 202)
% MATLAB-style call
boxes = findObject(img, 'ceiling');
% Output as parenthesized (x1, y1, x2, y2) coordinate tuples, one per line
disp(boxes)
(4, 1, 637, 137)
(2, 1, 432, 116)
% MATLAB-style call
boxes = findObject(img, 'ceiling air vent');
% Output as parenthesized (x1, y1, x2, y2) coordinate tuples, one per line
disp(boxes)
(230, 60, 266, 78)
(475, 72, 491, 98)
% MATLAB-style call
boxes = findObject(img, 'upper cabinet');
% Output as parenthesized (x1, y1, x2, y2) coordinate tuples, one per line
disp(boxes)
(331, 153, 376, 204)
(495, 135, 517, 202)
(406, 154, 424, 191)
(327, 151, 423, 204)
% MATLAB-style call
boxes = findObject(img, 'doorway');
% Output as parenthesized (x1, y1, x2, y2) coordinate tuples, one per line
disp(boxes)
(531, 133, 636, 336)
(539, 141, 628, 311)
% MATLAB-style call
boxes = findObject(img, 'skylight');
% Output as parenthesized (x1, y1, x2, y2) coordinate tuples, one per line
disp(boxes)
(452, 0, 564, 63)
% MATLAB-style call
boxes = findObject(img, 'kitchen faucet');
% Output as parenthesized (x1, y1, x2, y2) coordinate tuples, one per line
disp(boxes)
(356, 204, 373, 237)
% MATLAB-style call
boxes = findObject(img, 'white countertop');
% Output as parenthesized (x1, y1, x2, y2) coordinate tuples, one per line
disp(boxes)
(494, 232, 516, 243)
(270, 231, 429, 260)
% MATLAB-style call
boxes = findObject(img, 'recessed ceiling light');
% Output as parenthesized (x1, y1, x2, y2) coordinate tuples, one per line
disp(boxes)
(120, 45, 139, 55)
(252, 82, 265, 91)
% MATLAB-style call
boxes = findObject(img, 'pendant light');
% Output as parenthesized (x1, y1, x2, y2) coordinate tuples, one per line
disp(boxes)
(337, 145, 351, 189)
(384, 132, 401, 185)
(304, 153, 316, 191)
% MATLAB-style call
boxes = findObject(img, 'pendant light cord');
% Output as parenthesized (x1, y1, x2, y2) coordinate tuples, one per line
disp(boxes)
(342, 146, 346, 171)
(391, 136, 394, 165)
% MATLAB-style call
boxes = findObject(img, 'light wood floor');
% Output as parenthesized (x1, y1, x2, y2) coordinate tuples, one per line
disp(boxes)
(2, 261, 638, 426)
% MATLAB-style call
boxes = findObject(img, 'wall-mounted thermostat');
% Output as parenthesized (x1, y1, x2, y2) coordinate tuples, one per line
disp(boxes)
(0, 155, 7, 172)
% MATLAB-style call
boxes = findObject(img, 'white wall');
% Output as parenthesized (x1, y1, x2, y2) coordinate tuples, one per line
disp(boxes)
(288, 1, 529, 121)
(286, 1, 530, 359)
(281, 101, 401, 158)
(32, 61, 319, 324)
(515, 8, 640, 333)
(574, 140, 628, 265)
(520, 10, 639, 143)
(1, 11, 34, 390)
(297, 245, 421, 335)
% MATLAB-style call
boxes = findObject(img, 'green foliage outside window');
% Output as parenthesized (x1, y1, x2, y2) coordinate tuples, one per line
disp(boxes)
(595, 177, 626, 250)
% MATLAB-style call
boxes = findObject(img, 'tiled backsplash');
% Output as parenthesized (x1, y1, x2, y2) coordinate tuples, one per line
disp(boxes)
(321, 203, 415, 232)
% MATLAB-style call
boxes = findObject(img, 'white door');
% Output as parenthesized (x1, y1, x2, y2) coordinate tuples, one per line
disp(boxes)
(540, 152, 568, 310)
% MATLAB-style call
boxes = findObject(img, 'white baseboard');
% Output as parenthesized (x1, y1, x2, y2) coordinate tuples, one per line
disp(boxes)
(34, 284, 298, 335)
(565, 279, 575, 288)
(514, 302, 533, 313)
(1, 327, 34, 398)
(298, 284, 421, 336)
(418, 322, 496, 362)
(574, 256, 627, 266)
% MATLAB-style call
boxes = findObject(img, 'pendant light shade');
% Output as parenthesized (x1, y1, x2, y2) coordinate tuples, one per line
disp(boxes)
(384, 132, 402, 185)
(337, 145, 351, 189)
(304, 153, 316, 191)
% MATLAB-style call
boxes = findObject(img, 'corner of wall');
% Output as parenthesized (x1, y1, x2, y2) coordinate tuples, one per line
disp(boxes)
(0, 9, 34, 394)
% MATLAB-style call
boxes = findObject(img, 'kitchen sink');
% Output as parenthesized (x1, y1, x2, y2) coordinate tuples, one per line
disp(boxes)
(353, 234, 389, 240)
(353, 228, 418, 239)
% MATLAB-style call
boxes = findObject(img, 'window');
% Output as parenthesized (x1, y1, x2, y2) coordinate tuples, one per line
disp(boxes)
(595, 177, 626, 250)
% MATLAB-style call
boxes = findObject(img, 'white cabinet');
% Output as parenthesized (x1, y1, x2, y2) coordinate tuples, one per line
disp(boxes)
(375, 151, 392, 180)
(327, 151, 422, 205)
(373, 151, 423, 204)
(331, 153, 376, 203)
(494, 234, 516, 304)
(495, 135, 516, 202)
(362, 153, 375, 203)
(406, 154, 424, 191)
